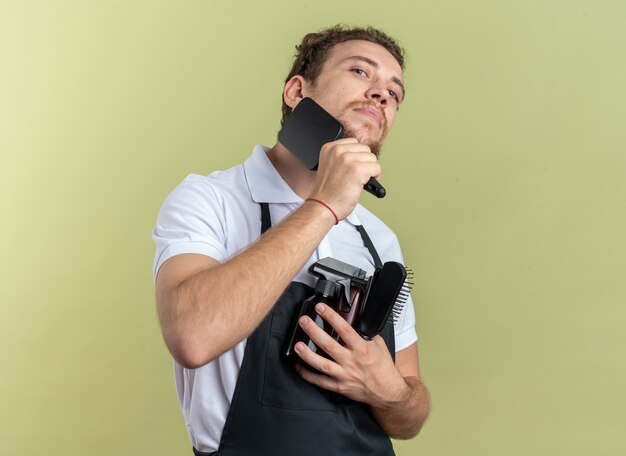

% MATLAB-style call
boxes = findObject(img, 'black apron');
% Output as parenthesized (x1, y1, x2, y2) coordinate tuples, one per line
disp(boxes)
(194, 203, 396, 456)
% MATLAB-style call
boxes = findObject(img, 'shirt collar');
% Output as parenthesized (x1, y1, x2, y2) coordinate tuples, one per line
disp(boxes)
(243, 144, 362, 226)
(243, 145, 302, 204)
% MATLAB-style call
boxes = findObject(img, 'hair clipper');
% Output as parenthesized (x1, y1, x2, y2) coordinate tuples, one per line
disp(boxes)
(284, 257, 411, 363)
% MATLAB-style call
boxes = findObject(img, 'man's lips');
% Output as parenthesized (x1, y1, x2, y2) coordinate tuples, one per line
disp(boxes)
(354, 107, 383, 127)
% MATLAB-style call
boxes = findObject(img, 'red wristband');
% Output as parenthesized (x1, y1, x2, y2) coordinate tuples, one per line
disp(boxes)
(306, 198, 339, 225)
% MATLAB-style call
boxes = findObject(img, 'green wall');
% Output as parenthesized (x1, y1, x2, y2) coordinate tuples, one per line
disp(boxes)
(1, 1, 625, 454)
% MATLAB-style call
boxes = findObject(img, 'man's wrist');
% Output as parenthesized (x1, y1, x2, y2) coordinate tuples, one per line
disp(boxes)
(301, 198, 338, 226)
(375, 375, 416, 410)
(305, 197, 339, 224)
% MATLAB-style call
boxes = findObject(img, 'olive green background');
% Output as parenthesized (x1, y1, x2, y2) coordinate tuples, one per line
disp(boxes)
(1, 1, 625, 454)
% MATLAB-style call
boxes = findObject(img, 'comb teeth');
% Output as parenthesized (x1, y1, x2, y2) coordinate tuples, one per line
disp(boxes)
(387, 269, 413, 325)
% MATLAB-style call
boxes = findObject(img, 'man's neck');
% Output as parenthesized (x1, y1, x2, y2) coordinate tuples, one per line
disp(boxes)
(266, 143, 317, 200)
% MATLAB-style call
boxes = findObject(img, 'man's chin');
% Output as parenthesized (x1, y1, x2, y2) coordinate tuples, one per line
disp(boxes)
(344, 126, 385, 158)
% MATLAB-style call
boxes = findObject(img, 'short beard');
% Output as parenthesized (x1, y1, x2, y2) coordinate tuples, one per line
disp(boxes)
(338, 101, 389, 158)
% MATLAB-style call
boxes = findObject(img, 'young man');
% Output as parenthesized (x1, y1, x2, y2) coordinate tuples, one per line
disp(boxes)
(153, 25, 430, 455)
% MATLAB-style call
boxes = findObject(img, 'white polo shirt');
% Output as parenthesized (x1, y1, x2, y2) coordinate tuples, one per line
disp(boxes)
(152, 145, 418, 452)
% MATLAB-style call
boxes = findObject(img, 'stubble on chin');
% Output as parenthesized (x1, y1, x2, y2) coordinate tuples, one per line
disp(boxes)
(338, 101, 389, 158)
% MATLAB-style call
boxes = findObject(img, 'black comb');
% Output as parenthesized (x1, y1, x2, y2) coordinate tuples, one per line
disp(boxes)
(358, 262, 412, 339)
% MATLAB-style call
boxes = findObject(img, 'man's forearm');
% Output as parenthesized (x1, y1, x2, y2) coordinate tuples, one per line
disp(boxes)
(160, 200, 335, 368)
(371, 376, 430, 439)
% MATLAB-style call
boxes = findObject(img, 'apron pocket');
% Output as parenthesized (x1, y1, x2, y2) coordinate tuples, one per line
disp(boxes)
(260, 297, 337, 412)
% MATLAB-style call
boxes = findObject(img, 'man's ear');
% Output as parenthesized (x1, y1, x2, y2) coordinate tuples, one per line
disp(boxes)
(283, 75, 310, 109)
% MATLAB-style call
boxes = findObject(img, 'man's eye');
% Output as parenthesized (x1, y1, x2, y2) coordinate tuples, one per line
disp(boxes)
(352, 68, 368, 77)
(389, 90, 398, 101)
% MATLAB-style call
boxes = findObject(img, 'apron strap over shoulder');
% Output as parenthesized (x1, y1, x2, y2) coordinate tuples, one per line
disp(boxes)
(260, 202, 272, 235)
(356, 224, 383, 269)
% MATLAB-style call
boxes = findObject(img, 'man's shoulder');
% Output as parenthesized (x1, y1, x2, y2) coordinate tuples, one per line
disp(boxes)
(154, 161, 255, 228)
(170, 161, 248, 201)
(185, 161, 246, 188)
(354, 204, 397, 237)
(353, 204, 403, 260)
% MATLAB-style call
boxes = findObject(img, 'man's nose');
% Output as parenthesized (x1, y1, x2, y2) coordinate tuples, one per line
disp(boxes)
(366, 86, 388, 107)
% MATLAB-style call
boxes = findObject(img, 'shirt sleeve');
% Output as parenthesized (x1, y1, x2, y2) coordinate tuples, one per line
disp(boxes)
(394, 294, 418, 351)
(152, 175, 228, 280)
